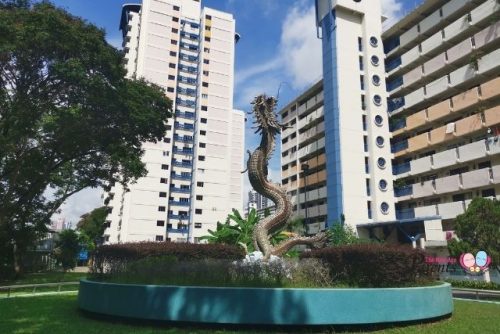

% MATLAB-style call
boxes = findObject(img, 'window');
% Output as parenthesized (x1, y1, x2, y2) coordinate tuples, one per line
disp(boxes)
(202, 82, 209, 87)
(372, 75, 381, 86)
(164, 138, 171, 143)
(167, 125, 172, 130)
(201, 106, 208, 111)
(196, 195, 203, 200)
(160, 178, 168, 184)
(380, 202, 389, 214)
(169, 63, 176, 68)
(199, 142, 206, 148)
(161, 164, 169, 170)
(195, 222, 202, 228)
(373, 95, 382, 106)
(167, 87, 174, 93)
(360, 75, 365, 90)
(171, 40, 178, 45)
(482, 188, 496, 197)
(158, 206, 166, 212)
(157, 220, 165, 227)
(205, 37, 211, 42)
(379, 179, 388, 191)
(362, 115, 367, 131)
(201, 118, 207, 123)
(197, 182, 204, 187)
(156, 235, 164, 241)
(172, 28, 178, 33)
(202, 94, 208, 99)
(159, 192, 167, 198)
(370, 36, 378, 47)
(199, 155, 205, 161)
(376, 136, 384, 147)
(195, 209, 202, 214)
(172, 17, 179, 22)
(206, 14, 212, 20)
(204, 47, 210, 53)
(169, 51, 177, 57)
(371, 55, 380, 66)
(374, 115, 383, 126)
(358, 37, 363, 52)
(359, 56, 364, 71)
(168, 75, 175, 80)
(173, 5, 180, 11)
(200, 130, 206, 135)
(203, 59, 209, 64)
(377, 157, 386, 169)
(361, 95, 366, 110)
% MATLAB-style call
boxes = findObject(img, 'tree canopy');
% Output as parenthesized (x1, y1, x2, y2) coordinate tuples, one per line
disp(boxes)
(0, 1, 172, 275)
(77, 206, 108, 251)
(448, 198, 500, 270)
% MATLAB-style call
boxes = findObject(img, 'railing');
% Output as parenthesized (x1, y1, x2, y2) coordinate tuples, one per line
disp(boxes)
(170, 187, 191, 193)
(393, 162, 411, 175)
(180, 53, 198, 62)
(394, 185, 413, 197)
(175, 111, 195, 119)
(181, 20, 199, 29)
(179, 65, 198, 74)
(174, 123, 195, 131)
(0, 282, 79, 298)
(173, 135, 193, 143)
(170, 173, 192, 180)
(172, 161, 192, 168)
(173, 148, 193, 155)
(167, 227, 189, 233)
(178, 76, 197, 85)
(180, 31, 199, 40)
(169, 200, 190, 206)
(177, 88, 197, 97)
(391, 140, 409, 153)
(176, 99, 196, 108)
(180, 42, 198, 51)
(396, 208, 415, 220)
(168, 214, 190, 220)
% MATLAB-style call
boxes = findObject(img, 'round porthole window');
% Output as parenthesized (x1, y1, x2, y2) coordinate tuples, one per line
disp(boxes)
(372, 75, 381, 86)
(375, 115, 383, 126)
(373, 95, 382, 106)
(371, 55, 380, 66)
(377, 157, 386, 169)
(379, 179, 388, 191)
(370, 36, 378, 47)
(381, 202, 390, 214)
(376, 136, 385, 147)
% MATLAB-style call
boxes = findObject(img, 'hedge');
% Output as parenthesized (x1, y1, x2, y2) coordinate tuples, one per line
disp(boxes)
(301, 244, 429, 287)
(445, 279, 500, 291)
(91, 242, 245, 274)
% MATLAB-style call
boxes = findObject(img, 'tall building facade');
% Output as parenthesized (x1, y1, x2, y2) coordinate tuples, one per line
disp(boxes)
(385, 0, 500, 242)
(282, 0, 499, 247)
(104, 0, 244, 243)
(248, 190, 270, 211)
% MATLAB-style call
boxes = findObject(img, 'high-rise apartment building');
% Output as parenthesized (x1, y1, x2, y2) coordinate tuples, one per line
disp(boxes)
(281, 0, 499, 247)
(386, 0, 500, 243)
(248, 190, 270, 211)
(104, 0, 244, 243)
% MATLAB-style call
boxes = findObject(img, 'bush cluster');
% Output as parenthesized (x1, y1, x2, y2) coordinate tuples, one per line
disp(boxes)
(445, 279, 500, 291)
(90, 242, 245, 274)
(301, 244, 429, 287)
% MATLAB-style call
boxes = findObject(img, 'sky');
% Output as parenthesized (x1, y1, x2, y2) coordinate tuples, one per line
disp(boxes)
(50, 0, 419, 225)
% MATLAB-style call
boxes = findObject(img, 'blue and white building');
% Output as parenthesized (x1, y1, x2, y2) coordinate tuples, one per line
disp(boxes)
(104, 0, 244, 243)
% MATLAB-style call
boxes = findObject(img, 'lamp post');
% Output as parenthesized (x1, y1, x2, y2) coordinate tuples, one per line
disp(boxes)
(301, 163, 310, 233)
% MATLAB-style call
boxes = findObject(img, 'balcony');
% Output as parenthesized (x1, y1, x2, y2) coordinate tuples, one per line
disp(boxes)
(177, 88, 197, 97)
(176, 99, 196, 108)
(168, 214, 190, 220)
(167, 227, 189, 234)
(172, 161, 192, 168)
(180, 53, 198, 62)
(169, 187, 191, 194)
(392, 162, 411, 175)
(177, 76, 197, 85)
(173, 147, 194, 155)
(435, 174, 461, 194)
(171, 173, 192, 180)
(389, 118, 406, 132)
(461, 168, 492, 189)
(457, 140, 488, 163)
(394, 185, 413, 197)
(180, 42, 198, 51)
(396, 208, 415, 220)
(179, 65, 198, 74)
(175, 111, 195, 119)
(437, 201, 466, 220)
(388, 97, 405, 113)
(169, 200, 190, 207)
(410, 156, 432, 176)
(385, 57, 402, 73)
(174, 123, 195, 131)
(391, 140, 408, 153)
(180, 31, 199, 40)
(174, 135, 194, 143)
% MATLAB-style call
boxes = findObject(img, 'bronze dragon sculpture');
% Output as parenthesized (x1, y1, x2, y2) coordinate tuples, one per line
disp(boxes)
(246, 94, 328, 260)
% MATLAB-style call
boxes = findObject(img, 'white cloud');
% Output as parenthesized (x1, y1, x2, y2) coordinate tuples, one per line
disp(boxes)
(381, 0, 404, 28)
(279, 3, 322, 89)
(52, 187, 103, 227)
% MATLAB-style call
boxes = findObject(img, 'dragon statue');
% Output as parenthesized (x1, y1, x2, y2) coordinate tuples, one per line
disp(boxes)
(246, 94, 328, 260)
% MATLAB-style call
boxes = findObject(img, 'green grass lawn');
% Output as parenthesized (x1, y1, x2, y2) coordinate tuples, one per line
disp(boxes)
(0, 272, 87, 286)
(0, 294, 499, 334)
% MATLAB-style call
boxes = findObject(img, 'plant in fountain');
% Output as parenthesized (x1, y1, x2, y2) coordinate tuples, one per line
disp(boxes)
(245, 95, 328, 260)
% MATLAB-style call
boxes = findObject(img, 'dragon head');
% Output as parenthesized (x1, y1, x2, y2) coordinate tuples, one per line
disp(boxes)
(251, 94, 285, 135)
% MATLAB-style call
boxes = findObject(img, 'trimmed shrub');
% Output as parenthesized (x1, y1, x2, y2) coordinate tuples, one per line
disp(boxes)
(445, 279, 500, 291)
(90, 242, 245, 274)
(301, 244, 429, 287)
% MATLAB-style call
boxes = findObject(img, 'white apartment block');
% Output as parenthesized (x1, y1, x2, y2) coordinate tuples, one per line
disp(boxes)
(104, 0, 244, 243)
(280, 0, 499, 248)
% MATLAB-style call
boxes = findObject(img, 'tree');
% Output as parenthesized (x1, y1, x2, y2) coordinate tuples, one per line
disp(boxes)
(327, 223, 360, 246)
(448, 198, 500, 271)
(0, 2, 172, 276)
(52, 229, 80, 271)
(76, 206, 107, 252)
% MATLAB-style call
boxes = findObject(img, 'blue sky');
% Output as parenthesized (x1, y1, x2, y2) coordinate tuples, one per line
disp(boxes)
(50, 0, 419, 223)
